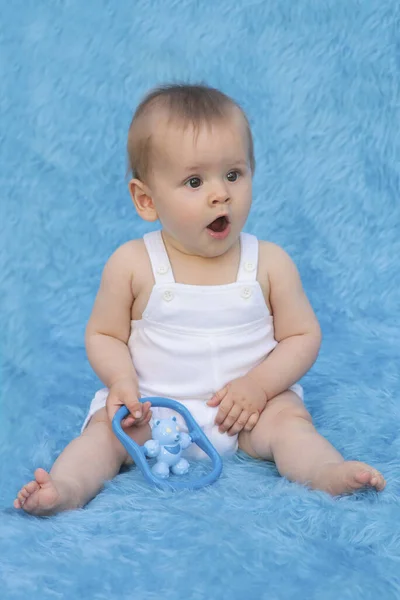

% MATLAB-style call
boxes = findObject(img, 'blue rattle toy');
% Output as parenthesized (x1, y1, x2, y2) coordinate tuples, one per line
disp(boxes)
(112, 397, 223, 491)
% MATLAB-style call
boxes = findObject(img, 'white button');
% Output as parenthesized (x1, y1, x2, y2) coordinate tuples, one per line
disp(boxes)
(163, 290, 174, 302)
(157, 265, 169, 275)
(241, 287, 252, 299)
(244, 261, 255, 272)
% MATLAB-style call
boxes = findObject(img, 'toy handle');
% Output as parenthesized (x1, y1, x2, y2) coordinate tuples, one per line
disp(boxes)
(112, 397, 223, 491)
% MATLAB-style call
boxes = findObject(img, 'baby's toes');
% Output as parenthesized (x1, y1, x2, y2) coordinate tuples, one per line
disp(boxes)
(354, 470, 372, 487)
(15, 491, 27, 509)
(22, 481, 40, 499)
(355, 467, 385, 491)
(15, 481, 39, 508)
(25, 480, 41, 495)
(370, 470, 386, 491)
(17, 490, 27, 506)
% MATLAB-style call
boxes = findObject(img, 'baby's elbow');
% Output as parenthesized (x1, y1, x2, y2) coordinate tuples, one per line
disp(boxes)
(84, 319, 99, 350)
(85, 318, 93, 341)
(313, 322, 322, 344)
(308, 323, 322, 357)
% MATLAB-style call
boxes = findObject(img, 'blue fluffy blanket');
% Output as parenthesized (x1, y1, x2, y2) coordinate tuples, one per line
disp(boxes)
(1, 1, 399, 598)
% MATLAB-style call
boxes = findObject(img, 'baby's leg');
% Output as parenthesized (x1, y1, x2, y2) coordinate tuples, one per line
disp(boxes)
(14, 408, 151, 515)
(238, 391, 385, 495)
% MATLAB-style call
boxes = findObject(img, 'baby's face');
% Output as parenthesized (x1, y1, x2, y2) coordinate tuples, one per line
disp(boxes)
(146, 111, 253, 257)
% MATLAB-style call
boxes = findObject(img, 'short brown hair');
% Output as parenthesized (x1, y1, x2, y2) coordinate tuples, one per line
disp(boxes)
(126, 83, 255, 181)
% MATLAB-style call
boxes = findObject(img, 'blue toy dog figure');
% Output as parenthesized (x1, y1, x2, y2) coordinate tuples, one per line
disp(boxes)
(144, 416, 192, 478)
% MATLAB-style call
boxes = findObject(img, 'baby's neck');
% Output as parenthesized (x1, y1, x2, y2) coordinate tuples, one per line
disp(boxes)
(162, 233, 241, 286)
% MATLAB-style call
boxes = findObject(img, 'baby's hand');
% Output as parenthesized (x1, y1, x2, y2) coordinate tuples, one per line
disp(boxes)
(207, 375, 267, 436)
(106, 377, 152, 428)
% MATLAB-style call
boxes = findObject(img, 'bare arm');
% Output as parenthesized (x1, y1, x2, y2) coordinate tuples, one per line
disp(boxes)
(85, 243, 152, 426)
(85, 243, 137, 388)
(247, 243, 322, 401)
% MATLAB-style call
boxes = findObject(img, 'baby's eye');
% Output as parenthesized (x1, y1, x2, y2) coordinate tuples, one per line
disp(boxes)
(185, 177, 202, 189)
(226, 170, 240, 182)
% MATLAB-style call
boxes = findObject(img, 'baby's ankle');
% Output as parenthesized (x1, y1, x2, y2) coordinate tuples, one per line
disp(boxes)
(52, 476, 84, 510)
(307, 460, 344, 489)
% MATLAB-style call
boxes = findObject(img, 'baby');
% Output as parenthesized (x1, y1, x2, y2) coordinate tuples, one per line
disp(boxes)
(14, 84, 385, 515)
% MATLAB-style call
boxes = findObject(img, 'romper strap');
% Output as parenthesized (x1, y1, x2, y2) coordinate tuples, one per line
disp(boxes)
(236, 233, 259, 282)
(143, 230, 175, 284)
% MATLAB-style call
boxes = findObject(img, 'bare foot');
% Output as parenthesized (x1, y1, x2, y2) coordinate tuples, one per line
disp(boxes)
(14, 468, 78, 516)
(313, 461, 386, 496)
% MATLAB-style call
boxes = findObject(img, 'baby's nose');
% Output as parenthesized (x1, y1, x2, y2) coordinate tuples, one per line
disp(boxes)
(209, 183, 230, 205)
(211, 192, 230, 204)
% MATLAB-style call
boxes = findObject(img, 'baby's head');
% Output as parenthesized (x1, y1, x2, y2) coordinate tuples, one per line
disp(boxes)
(127, 84, 255, 257)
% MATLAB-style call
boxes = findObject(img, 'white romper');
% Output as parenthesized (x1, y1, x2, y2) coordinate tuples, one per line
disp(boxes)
(82, 230, 303, 457)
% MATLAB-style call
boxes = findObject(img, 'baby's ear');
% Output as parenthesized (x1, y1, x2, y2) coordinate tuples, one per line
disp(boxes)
(129, 178, 158, 222)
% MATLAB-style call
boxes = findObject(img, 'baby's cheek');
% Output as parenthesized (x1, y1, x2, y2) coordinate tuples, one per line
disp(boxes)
(180, 205, 202, 224)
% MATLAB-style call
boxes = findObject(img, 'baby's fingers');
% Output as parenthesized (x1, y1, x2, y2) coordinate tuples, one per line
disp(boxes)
(218, 404, 242, 433)
(117, 400, 142, 429)
(207, 385, 229, 407)
(132, 401, 152, 426)
(215, 397, 234, 427)
(142, 410, 152, 426)
(227, 410, 250, 436)
(244, 412, 259, 432)
(122, 414, 136, 428)
(129, 401, 144, 419)
(122, 401, 153, 428)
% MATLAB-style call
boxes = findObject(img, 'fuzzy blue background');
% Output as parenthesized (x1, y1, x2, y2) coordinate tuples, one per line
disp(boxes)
(1, 1, 400, 598)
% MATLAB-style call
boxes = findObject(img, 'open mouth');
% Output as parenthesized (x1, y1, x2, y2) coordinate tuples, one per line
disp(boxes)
(207, 215, 230, 233)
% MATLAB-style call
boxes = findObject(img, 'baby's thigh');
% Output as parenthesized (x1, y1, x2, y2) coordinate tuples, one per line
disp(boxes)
(238, 390, 310, 460)
(86, 408, 152, 466)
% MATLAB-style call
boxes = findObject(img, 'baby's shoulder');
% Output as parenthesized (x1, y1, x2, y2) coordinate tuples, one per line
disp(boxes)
(104, 238, 150, 279)
(257, 240, 299, 284)
(258, 239, 293, 268)
(110, 237, 149, 260)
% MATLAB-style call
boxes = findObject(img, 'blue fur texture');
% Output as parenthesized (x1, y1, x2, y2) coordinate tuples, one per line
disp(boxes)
(1, 1, 399, 598)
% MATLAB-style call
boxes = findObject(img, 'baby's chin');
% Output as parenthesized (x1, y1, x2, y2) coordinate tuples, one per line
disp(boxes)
(163, 228, 239, 259)
(197, 234, 239, 259)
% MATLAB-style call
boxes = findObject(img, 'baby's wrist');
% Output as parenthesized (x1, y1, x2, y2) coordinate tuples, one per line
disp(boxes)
(244, 373, 269, 403)
(109, 374, 138, 389)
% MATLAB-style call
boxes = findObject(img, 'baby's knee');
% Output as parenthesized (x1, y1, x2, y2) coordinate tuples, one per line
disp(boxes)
(273, 404, 313, 429)
(83, 407, 109, 429)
